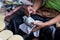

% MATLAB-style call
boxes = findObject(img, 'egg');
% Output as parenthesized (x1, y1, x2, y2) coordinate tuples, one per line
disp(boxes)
(8, 35, 24, 40)
(0, 38, 3, 40)
(0, 15, 5, 31)
(0, 30, 13, 40)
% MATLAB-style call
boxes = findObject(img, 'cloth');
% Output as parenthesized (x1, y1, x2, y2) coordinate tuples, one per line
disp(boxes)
(49, 26, 56, 40)
(45, 0, 60, 12)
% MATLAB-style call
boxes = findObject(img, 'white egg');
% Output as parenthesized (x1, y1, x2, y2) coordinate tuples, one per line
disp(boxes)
(0, 15, 5, 31)
(0, 30, 13, 40)
(8, 35, 24, 40)
(0, 38, 3, 40)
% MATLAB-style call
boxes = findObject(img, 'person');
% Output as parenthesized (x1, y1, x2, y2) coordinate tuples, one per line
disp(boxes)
(27, 0, 60, 28)
(26, 0, 60, 40)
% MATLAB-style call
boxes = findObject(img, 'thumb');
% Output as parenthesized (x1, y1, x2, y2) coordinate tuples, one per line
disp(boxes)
(29, 10, 33, 14)
(33, 22, 38, 25)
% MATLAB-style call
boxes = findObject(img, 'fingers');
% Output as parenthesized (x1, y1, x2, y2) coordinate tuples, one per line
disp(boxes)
(25, 6, 33, 16)
(32, 22, 41, 26)
(32, 27, 40, 32)
(32, 10, 36, 14)
(32, 21, 45, 32)
(26, 6, 37, 16)
(32, 22, 38, 26)
(27, 6, 33, 13)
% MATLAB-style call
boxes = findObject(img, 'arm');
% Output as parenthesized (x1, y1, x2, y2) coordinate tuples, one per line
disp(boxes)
(5, 6, 21, 16)
(32, 14, 60, 32)
(44, 14, 60, 26)
(9, 6, 21, 14)
(33, 0, 43, 11)
(26, 0, 43, 14)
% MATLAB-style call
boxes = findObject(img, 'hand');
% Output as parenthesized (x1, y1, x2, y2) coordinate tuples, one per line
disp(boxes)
(25, 6, 37, 16)
(27, 6, 37, 14)
(32, 22, 45, 32)
(27, 6, 33, 14)
(5, 11, 12, 16)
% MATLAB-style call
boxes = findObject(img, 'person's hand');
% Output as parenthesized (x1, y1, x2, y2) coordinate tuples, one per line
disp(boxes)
(32, 22, 45, 32)
(27, 6, 33, 13)
(25, 6, 37, 16)
(5, 11, 12, 16)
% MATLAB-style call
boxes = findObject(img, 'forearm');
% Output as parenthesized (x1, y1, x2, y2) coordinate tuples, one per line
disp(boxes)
(5, 6, 21, 16)
(33, 0, 42, 11)
(10, 6, 21, 14)
(44, 14, 60, 26)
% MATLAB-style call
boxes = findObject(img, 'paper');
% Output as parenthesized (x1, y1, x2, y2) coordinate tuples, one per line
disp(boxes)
(19, 23, 40, 37)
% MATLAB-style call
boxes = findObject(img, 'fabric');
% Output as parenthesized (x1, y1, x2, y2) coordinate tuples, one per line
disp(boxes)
(45, 0, 60, 12)
(39, 25, 56, 40)
(55, 28, 60, 40)
(7, 13, 56, 40)
(6, 9, 25, 34)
